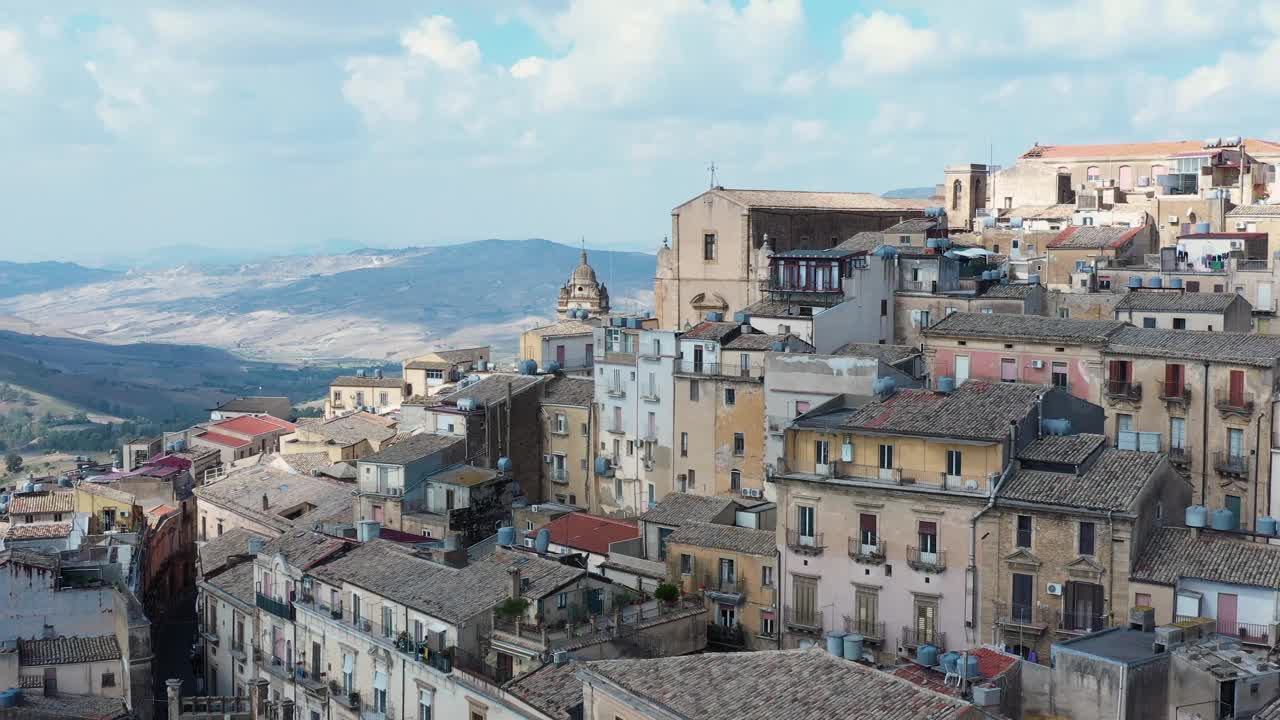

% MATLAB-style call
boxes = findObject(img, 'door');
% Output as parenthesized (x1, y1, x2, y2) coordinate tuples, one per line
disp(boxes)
(1000, 358, 1017, 382)
(797, 506, 816, 546)
(859, 513, 878, 555)
(793, 576, 817, 626)
(719, 558, 735, 588)
(1012, 573, 1034, 622)
(555, 345, 566, 366)
(312, 642, 321, 677)
(1229, 370, 1245, 407)
(918, 521, 938, 565)
(693, 345, 704, 373)
(878, 444, 895, 480)
(42, 667, 56, 695)
(1217, 593, 1238, 636)
(915, 601, 937, 645)
(496, 652, 514, 683)
(955, 355, 970, 385)
(1260, 283, 1273, 313)
(718, 603, 736, 627)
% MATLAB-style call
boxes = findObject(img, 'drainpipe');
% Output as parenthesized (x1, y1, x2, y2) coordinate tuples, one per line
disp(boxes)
(1201, 362, 1210, 504)
(1253, 406, 1266, 532)
(968, 419, 1019, 642)
(1106, 509, 1115, 626)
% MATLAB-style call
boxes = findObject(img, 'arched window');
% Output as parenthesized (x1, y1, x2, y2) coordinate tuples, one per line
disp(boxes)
(1118, 165, 1133, 190)
(1150, 164, 1167, 178)
(952, 179, 962, 210)
(1057, 166, 1069, 174)
(1086, 166, 1101, 182)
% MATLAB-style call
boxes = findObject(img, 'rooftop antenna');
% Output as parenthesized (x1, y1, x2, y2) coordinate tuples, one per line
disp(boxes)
(708, 161, 718, 188)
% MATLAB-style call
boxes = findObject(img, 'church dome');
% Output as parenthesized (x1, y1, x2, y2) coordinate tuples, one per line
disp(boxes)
(570, 250, 598, 286)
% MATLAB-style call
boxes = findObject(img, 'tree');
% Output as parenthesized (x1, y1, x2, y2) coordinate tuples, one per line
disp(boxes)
(4, 454, 21, 473)
(654, 582, 680, 604)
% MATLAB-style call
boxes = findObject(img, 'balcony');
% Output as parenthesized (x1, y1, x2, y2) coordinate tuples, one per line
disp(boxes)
(1159, 383, 1191, 405)
(843, 616, 885, 641)
(1177, 615, 1277, 646)
(256, 592, 295, 622)
(606, 423, 626, 435)
(762, 279, 844, 305)
(702, 574, 746, 605)
(1214, 451, 1249, 478)
(906, 546, 947, 573)
(900, 626, 946, 650)
(995, 601, 1058, 632)
(706, 623, 747, 649)
(1168, 445, 1193, 467)
(784, 606, 823, 633)
(786, 529, 824, 556)
(294, 667, 329, 700)
(1058, 609, 1108, 635)
(675, 361, 763, 381)
(261, 655, 292, 681)
(551, 469, 568, 485)
(1105, 380, 1142, 404)
(848, 537, 886, 565)
(330, 688, 360, 711)
(1215, 389, 1255, 417)
(1238, 259, 1271, 272)
(606, 385, 627, 398)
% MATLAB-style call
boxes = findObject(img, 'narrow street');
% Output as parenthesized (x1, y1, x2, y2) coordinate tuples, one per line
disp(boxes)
(150, 586, 199, 719)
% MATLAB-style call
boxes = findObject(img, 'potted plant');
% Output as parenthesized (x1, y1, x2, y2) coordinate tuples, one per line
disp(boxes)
(654, 582, 679, 606)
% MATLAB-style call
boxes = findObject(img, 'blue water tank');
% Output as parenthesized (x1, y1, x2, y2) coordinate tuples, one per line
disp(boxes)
(1010, 217, 1024, 228)
(733, 311, 747, 323)
(943, 250, 959, 260)
(926, 238, 941, 249)
(594, 457, 612, 476)
(1127, 276, 1142, 289)
(982, 216, 996, 229)
(936, 376, 956, 393)
(518, 359, 537, 375)
(872, 245, 899, 257)
(940, 651, 961, 674)
(58, 477, 71, 488)
(496, 526, 516, 546)
(497, 457, 514, 473)
(843, 634, 864, 661)
(917, 644, 940, 667)
(0, 690, 16, 709)
(545, 362, 561, 374)
(825, 631, 846, 657)
(1196, 222, 1211, 234)
(770, 341, 786, 352)
(1185, 505, 1208, 528)
(535, 528, 551, 554)
(962, 654, 981, 679)
(1211, 508, 1237, 531)
(1170, 278, 1184, 289)
(1259, 517, 1278, 536)
(1027, 273, 1041, 285)
(1041, 418, 1071, 436)
(873, 377, 897, 396)
(1149, 277, 1162, 289)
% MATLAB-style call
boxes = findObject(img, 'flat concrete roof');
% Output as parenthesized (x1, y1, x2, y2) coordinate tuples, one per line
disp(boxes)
(1055, 628, 1163, 664)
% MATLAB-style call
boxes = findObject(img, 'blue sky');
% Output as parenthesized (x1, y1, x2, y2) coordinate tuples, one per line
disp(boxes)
(1, 1, 1278, 263)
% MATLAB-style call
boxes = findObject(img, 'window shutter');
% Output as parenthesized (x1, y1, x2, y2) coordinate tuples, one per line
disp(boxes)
(1138, 432, 1161, 453)
(1117, 430, 1138, 451)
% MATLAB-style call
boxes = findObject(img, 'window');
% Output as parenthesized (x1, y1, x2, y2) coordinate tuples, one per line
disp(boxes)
(918, 521, 938, 556)
(1000, 357, 1017, 383)
(1228, 427, 1244, 461)
(878, 443, 894, 470)
(626, 440, 634, 456)
(797, 506, 816, 541)
(1187, 280, 1200, 292)
(703, 233, 717, 260)
(419, 689, 433, 720)
(646, 372, 656, 397)
(880, 299, 888, 317)
(1086, 166, 1100, 182)
(101, 672, 115, 688)
(1082, 216, 1094, 226)
(652, 338, 661, 356)
(687, 468, 695, 487)
(1170, 417, 1186, 450)
(1142, 317, 1157, 328)
(841, 434, 853, 462)
(952, 179, 962, 210)
(981, 308, 994, 314)
(1170, 316, 1187, 330)
(724, 388, 736, 405)
(382, 605, 394, 637)
(945, 306, 958, 317)
(733, 433, 745, 456)
(761, 565, 774, 587)
(558, 592, 568, 609)
(1051, 362, 1068, 389)
(1226, 495, 1243, 529)
(900, 234, 911, 245)
(1058, 308, 1071, 321)
(730, 470, 742, 491)
(217, 519, 223, 537)
(689, 381, 699, 402)
(680, 553, 693, 575)
(332, 391, 341, 404)
(1075, 521, 1097, 556)
(859, 513, 878, 550)
(1016, 515, 1032, 548)
(614, 475, 622, 498)
(760, 609, 777, 637)
(680, 432, 688, 457)
(945, 449, 962, 478)
(554, 413, 567, 433)
(814, 440, 829, 466)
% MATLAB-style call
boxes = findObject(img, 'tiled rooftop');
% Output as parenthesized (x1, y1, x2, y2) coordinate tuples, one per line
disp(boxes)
(204, 561, 255, 605)
(358, 432, 461, 466)
(211, 414, 296, 436)
(979, 282, 1041, 299)
(639, 493, 736, 526)
(530, 513, 638, 556)
(925, 312, 1127, 344)
(1017, 433, 1106, 466)
(884, 218, 940, 234)
(1019, 138, 1280, 160)
(415, 374, 544, 408)
(524, 319, 598, 338)
(681, 321, 741, 342)
(830, 342, 920, 366)
(74, 482, 135, 505)
(1132, 526, 1280, 588)
(1114, 291, 1238, 313)
(542, 377, 595, 407)
(19, 635, 121, 666)
(330, 375, 403, 388)
(579, 648, 972, 720)
(195, 430, 251, 449)
(505, 660, 583, 720)
(198, 526, 267, 575)
(6, 522, 73, 541)
(1049, 225, 1143, 249)
(290, 412, 398, 446)
(999, 449, 1163, 512)
(0, 549, 60, 571)
(836, 232, 887, 254)
(1228, 204, 1280, 217)
(8, 491, 74, 515)
(1104, 326, 1280, 367)
(833, 381, 1044, 442)
(665, 522, 776, 556)
(0, 691, 130, 719)
(193, 459, 353, 533)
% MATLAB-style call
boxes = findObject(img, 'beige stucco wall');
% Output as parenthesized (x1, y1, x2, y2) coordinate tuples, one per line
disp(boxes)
(668, 542, 777, 650)
(23, 659, 124, 698)
(541, 402, 595, 510)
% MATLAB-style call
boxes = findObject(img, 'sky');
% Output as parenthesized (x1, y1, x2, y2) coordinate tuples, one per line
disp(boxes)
(2, 0, 1279, 263)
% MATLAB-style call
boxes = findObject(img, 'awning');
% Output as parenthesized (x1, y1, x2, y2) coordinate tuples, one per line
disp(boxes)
(952, 248, 994, 258)
(373, 671, 388, 691)
(342, 654, 354, 674)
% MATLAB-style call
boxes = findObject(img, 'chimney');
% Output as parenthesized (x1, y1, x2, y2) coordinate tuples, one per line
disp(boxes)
(261, 493, 269, 511)
(509, 567, 522, 600)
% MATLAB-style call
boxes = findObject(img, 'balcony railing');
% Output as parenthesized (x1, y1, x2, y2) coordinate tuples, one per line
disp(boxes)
(256, 592, 295, 622)
(1237, 259, 1270, 272)
(261, 655, 292, 680)
(293, 666, 328, 699)
(1176, 615, 1276, 646)
(843, 616, 885, 640)
(1168, 445, 1193, 466)
(707, 623, 747, 648)
(901, 626, 946, 649)
(786, 529, 825, 555)
(906, 546, 947, 573)
(1215, 389, 1255, 416)
(606, 385, 627, 398)
(1214, 451, 1249, 478)
(1159, 383, 1191, 404)
(330, 689, 360, 710)
(1105, 380, 1142, 402)
(675, 361, 763, 380)
(702, 573, 745, 597)
(784, 606, 823, 632)
(848, 537, 886, 564)
(1059, 609, 1108, 634)
(995, 601, 1057, 631)
(551, 469, 568, 484)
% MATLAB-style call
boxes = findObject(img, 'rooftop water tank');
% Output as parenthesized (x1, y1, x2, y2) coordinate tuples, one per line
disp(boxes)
(535, 528, 551, 554)
(356, 368, 366, 377)
(497, 457, 514, 474)
(357, 520, 380, 543)
(1170, 278, 1184, 289)
(1041, 418, 1071, 436)
(770, 341, 786, 352)
(936, 376, 956, 394)
(1259, 517, 1278, 536)
(872, 245, 898, 257)
(1211, 508, 1237, 531)
(0, 689, 18, 709)
(1196, 222, 1211, 234)
(917, 644, 940, 667)
(545, 362, 562, 374)
(456, 398, 477, 412)
(940, 651, 961, 675)
(1127, 276, 1142, 289)
(733, 311, 747, 323)
(943, 250, 959, 260)
(1186, 505, 1208, 528)
(22, 481, 35, 493)
(1148, 277, 1163, 289)
(496, 526, 517, 546)
(873, 377, 896, 396)
(842, 634, 864, 662)
(961, 654, 981, 679)
(518, 359, 538, 376)
(982, 216, 997, 229)
(1027, 273, 1041, 285)
(825, 631, 846, 658)
(926, 238, 941, 249)
(594, 456, 612, 476)
(0, 502, 7, 515)
(58, 477, 71, 488)
(1010, 217, 1024, 229)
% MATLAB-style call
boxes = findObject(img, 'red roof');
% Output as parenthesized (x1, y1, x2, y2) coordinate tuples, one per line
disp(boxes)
(213, 415, 295, 437)
(892, 648, 1018, 697)
(379, 527, 428, 544)
(195, 431, 251, 448)
(527, 513, 638, 556)
(254, 414, 297, 431)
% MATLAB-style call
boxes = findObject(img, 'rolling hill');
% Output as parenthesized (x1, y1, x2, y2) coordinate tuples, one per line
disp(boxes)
(0, 261, 119, 299)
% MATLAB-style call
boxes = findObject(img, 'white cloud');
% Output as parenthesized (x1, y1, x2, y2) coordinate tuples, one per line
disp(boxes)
(831, 12, 937, 84)
(1021, 0, 1235, 55)
(517, 129, 537, 148)
(401, 16, 479, 71)
(341, 56, 421, 127)
(509, 56, 545, 80)
(869, 102, 924, 134)
(791, 119, 825, 143)
(780, 69, 816, 95)
(0, 28, 38, 93)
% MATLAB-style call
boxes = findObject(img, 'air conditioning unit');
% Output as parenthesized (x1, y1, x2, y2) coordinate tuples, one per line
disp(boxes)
(543, 454, 552, 464)
(741, 488, 763, 499)
(1168, 215, 1179, 224)
(1046, 582, 1064, 596)
(388, 487, 402, 497)
(1029, 360, 1045, 369)
(1231, 240, 1243, 249)
(963, 479, 979, 491)
(1237, 221, 1248, 231)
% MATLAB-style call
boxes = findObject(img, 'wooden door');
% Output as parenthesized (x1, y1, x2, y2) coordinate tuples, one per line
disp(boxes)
(1229, 370, 1245, 407)
(1218, 593, 1238, 636)
(1012, 573, 1034, 621)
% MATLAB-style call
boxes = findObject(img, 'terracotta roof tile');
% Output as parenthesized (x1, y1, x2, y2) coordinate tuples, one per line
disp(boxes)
(639, 493, 737, 526)
(665, 522, 775, 556)
(832, 381, 1044, 442)
(529, 513, 638, 556)
(1114, 291, 1238, 313)
(1049, 225, 1143, 249)
(6, 522, 73, 541)
(19, 635, 120, 665)
(999, 449, 1163, 512)
(1133, 526, 1280, 587)
(8, 491, 74, 515)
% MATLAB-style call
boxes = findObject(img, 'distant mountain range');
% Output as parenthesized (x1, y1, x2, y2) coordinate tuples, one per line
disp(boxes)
(0, 239, 656, 363)
(881, 186, 939, 199)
